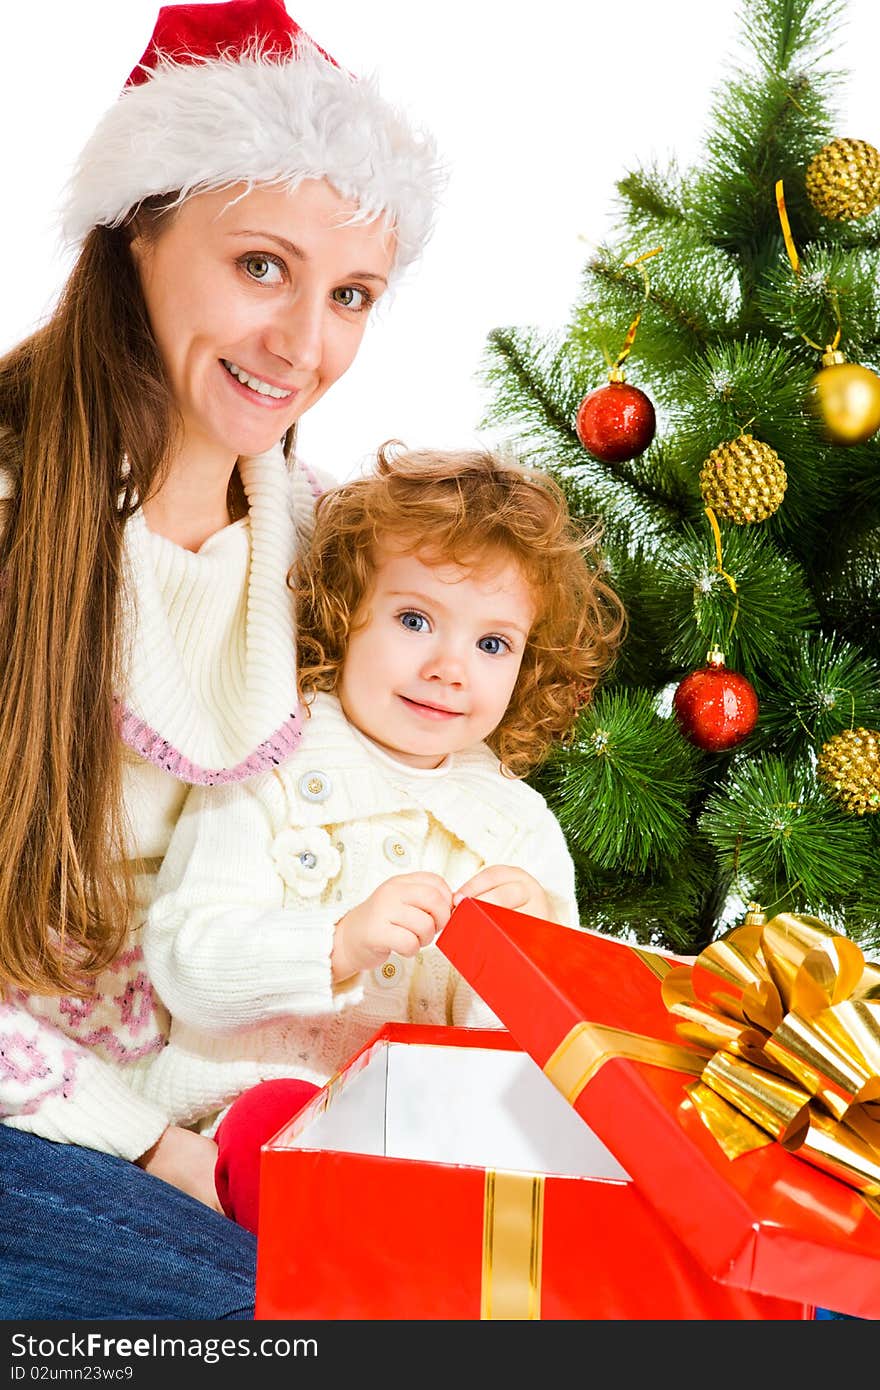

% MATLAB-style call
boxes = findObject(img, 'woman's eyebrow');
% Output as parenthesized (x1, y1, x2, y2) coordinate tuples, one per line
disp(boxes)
(230, 229, 389, 285)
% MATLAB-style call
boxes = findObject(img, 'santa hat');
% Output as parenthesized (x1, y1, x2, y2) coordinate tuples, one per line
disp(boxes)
(62, 0, 444, 277)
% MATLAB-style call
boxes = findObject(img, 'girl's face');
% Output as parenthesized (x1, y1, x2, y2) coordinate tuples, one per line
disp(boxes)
(131, 179, 396, 472)
(338, 545, 536, 769)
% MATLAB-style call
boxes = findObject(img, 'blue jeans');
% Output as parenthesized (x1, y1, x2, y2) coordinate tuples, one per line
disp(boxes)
(0, 1126, 256, 1319)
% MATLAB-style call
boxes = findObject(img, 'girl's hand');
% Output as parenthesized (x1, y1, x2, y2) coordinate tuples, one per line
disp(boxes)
(452, 865, 552, 921)
(331, 872, 452, 982)
(136, 1125, 224, 1213)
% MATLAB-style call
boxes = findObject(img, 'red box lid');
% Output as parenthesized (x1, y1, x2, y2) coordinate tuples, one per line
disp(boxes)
(437, 899, 880, 1317)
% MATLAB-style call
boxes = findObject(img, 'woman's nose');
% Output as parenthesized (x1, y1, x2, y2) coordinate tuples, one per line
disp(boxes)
(265, 297, 323, 371)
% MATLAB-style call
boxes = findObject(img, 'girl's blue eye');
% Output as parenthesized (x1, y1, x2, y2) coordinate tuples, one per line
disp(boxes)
(400, 611, 428, 632)
(478, 636, 508, 655)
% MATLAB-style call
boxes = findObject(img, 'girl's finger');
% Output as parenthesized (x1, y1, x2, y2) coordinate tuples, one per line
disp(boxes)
(452, 865, 527, 906)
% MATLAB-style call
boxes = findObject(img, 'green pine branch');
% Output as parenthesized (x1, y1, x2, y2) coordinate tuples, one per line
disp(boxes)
(479, 0, 880, 953)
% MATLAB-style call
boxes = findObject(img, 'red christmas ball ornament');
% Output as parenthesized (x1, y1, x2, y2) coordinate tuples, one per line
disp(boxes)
(672, 647, 759, 751)
(575, 372, 656, 463)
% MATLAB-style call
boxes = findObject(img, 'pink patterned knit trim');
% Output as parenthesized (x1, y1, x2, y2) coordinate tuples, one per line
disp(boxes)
(3, 1050, 82, 1118)
(298, 458, 327, 498)
(0, 1008, 82, 1118)
(116, 706, 304, 786)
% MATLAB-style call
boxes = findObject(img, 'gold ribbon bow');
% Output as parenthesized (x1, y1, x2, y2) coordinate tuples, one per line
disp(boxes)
(661, 913, 880, 1193)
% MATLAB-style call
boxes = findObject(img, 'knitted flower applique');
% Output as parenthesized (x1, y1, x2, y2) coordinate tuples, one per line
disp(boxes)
(272, 826, 342, 899)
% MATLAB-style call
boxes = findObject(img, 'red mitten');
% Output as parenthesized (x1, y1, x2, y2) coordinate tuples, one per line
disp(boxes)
(214, 1077, 320, 1235)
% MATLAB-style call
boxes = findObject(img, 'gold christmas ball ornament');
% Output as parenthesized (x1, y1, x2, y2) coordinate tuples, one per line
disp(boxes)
(699, 433, 787, 524)
(805, 137, 880, 220)
(816, 727, 880, 815)
(811, 349, 880, 445)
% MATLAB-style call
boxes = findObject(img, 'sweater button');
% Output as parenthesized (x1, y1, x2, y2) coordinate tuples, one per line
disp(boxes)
(374, 955, 401, 988)
(383, 836, 412, 867)
(299, 771, 331, 802)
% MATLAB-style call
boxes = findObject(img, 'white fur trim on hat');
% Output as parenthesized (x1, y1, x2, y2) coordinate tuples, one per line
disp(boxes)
(62, 42, 445, 277)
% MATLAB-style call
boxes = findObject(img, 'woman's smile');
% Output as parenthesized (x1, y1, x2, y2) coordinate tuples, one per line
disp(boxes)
(220, 359, 298, 407)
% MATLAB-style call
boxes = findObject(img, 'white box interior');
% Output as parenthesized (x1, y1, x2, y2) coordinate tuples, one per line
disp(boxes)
(283, 1041, 630, 1181)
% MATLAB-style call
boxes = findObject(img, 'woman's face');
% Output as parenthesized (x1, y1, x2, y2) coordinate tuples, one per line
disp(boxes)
(131, 179, 396, 470)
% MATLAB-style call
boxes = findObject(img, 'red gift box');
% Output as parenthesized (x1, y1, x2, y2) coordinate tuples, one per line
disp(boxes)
(255, 905, 821, 1319)
(436, 902, 880, 1318)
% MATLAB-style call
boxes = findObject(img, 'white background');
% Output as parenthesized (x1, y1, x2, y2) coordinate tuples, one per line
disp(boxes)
(3, 1, 879, 481)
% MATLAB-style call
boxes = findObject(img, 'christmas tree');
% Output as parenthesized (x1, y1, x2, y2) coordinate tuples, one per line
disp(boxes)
(481, 0, 880, 956)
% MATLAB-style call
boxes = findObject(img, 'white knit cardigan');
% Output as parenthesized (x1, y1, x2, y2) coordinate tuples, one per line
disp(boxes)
(134, 692, 581, 1132)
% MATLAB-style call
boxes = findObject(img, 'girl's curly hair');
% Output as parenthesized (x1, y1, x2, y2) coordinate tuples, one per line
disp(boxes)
(293, 441, 626, 778)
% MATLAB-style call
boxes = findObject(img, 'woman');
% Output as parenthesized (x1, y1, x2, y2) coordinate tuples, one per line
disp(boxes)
(0, 0, 442, 1319)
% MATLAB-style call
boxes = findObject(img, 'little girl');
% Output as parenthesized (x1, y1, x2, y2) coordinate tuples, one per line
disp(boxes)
(137, 442, 625, 1231)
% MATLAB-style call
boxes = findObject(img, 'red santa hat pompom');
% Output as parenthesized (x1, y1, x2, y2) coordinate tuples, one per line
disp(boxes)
(63, 0, 444, 279)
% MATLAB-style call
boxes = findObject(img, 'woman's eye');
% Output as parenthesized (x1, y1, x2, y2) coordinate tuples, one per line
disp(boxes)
(241, 254, 283, 283)
(332, 285, 373, 312)
(478, 636, 508, 656)
(400, 611, 429, 633)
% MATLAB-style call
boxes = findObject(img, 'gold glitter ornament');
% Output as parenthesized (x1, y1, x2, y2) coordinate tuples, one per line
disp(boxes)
(811, 348, 880, 445)
(816, 727, 880, 815)
(699, 434, 787, 524)
(805, 138, 880, 221)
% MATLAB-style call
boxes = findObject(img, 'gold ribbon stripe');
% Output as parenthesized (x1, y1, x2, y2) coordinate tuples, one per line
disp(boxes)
(631, 946, 677, 981)
(481, 1170, 544, 1320)
(544, 1021, 705, 1106)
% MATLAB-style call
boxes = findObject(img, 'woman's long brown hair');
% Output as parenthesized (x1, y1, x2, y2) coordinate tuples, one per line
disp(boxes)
(0, 219, 175, 994)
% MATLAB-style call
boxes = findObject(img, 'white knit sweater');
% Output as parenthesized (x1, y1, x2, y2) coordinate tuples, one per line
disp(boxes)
(134, 692, 581, 1133)
(0, 444, 321, 1159)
